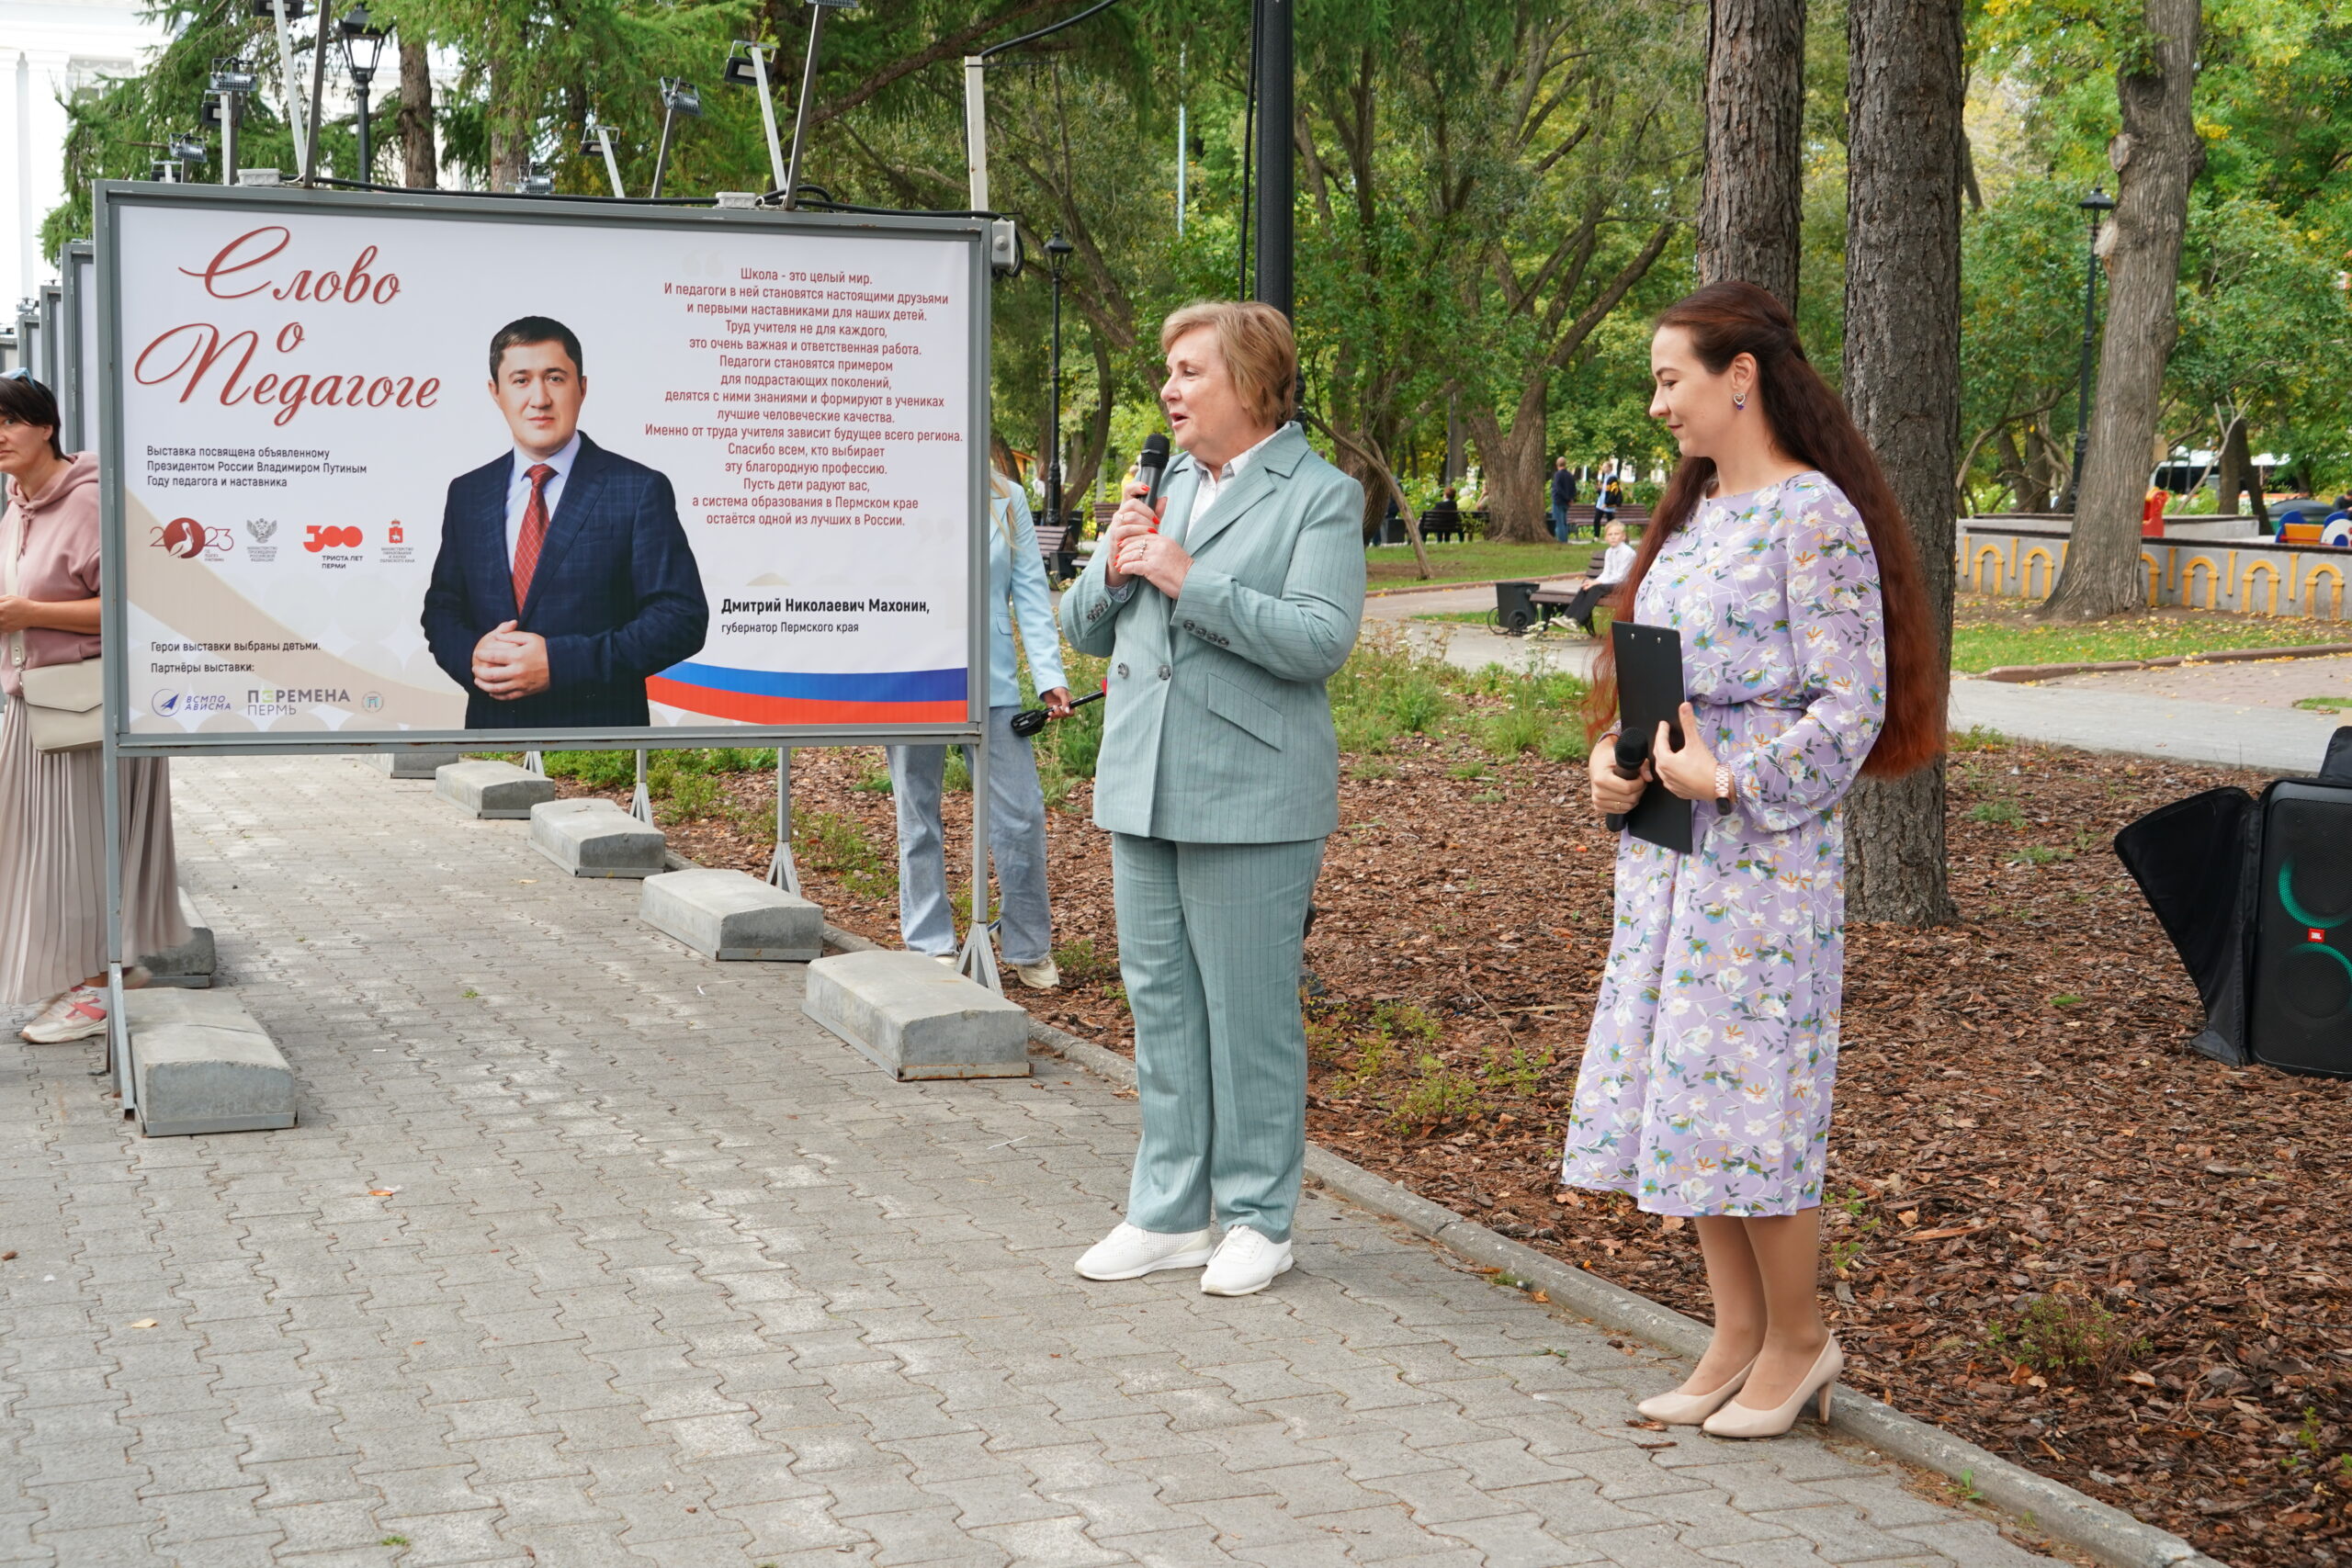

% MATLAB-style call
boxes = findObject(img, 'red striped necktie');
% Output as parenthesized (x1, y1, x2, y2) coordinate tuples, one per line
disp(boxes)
(511, 462, 556, 613)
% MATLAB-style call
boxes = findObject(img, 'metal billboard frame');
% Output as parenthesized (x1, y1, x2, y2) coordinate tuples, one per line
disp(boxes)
(89, 181, 1005, 1112)
(60, 242, 94, 453)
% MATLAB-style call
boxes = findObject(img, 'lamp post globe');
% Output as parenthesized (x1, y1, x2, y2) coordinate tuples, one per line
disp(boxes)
(2062, 185, 2116, 513)
(1044, 231, 1075, 569)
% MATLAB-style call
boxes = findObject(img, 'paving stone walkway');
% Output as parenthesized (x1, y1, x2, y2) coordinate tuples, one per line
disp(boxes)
(0, 754, 2061, 1567)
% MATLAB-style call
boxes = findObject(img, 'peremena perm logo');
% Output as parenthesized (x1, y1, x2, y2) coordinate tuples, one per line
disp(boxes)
(153, 690, 181, 716)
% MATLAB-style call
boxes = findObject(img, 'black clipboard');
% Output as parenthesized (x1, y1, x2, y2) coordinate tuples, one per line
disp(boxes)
(1610, 620, 1694, 854)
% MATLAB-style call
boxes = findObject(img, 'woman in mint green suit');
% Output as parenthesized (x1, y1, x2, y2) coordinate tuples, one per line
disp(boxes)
(1058, 302, 1365, 1297)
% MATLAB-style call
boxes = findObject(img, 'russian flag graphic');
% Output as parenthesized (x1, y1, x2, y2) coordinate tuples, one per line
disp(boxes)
(648, 663, 969, 726)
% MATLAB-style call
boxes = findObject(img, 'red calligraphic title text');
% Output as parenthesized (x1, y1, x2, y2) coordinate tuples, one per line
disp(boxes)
(134, 226, 438, 428)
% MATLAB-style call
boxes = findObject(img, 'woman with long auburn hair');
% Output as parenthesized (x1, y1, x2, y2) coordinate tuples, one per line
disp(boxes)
(1561, 280, 1942, 1439)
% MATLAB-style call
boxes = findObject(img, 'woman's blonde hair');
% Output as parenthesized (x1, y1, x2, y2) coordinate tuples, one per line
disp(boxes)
(1159, 301, 1297, 427)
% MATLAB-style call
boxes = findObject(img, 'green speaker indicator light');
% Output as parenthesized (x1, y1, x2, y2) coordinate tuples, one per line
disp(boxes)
(2278, 863, 2349, 931)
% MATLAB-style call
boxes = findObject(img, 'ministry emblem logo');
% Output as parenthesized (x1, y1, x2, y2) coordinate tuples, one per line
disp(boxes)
(247, 518, 279, 543)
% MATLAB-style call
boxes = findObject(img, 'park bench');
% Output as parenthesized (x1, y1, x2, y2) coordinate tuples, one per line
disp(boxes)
(1421, 507, 1489, 544)
(1501, 547, 1615, 635)
(1034, 523, 1075, 580)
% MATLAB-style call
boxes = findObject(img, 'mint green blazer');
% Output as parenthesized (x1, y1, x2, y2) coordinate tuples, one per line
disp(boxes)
(1058, 424, 1365, 843)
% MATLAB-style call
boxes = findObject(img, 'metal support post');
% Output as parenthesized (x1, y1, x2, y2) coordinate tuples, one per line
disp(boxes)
(766, 747, 800, 892)
(594, 126, 625, 197)
(220, 93, 241, 182)
(650, 102, 682, 198)
(98, 725, 129, 1104)
(746, 45, 789, 198)
(268, 0, 308, 169)
(962, 55, 989, 211)
(523, 750, 545, 776)
(1250, 0, 1292, 318)
(629, 749, 653, 824)
(780, 5, 831, 209)
(301, 8, 331, 184)
(956, 730, 1000, 991)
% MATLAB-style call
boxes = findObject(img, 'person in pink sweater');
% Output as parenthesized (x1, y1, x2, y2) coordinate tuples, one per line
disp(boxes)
(0, 374, 187, 1043)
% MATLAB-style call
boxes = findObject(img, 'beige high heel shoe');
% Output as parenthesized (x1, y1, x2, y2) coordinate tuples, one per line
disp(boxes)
(1702, 1338, 1842, 1439)
(1635, 1359, 1754, 1425)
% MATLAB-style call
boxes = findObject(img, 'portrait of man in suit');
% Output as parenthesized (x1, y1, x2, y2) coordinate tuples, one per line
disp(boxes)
(421, 315, 709, 729)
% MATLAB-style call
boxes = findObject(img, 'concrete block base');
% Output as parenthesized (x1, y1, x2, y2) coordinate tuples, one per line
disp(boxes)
(435, 760, 557, 819)
(640, 869, 822, 960)
(140, 888, 216, 988)
(529, 798, 665, 878)
(803, 950, 1031, 1080)
(376, 750, 463, 779)
(127, 988, 296, 1137)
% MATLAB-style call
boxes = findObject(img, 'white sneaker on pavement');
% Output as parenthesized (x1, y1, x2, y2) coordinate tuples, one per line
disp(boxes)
(20, 987, 107, 1044)
(1074, 1222, 1215, 1280)
(1200, 1225, 1293, 1296)
(1012, 957, 1059, 989)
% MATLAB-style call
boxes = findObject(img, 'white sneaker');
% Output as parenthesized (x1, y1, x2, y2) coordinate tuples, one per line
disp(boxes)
(20, 987, 107, 1044)
(1012, 958, 1059, 990)
(1074, 1222, 1215, 1280)
(1201, 1226, 1293, 1296)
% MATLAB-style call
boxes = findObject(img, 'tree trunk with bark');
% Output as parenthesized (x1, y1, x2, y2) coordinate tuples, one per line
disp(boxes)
(2216, 412, 2267, 521)
(1464, 380, 1553, 543)
(1699, 0, 1807, 310)
(1840, 0, 1962, 926)
(395, 32, 436, 189)
(2041, 0, 2204, 620)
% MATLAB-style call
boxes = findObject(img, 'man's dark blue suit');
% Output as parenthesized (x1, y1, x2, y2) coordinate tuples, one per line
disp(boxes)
(422, 434, 709, 729)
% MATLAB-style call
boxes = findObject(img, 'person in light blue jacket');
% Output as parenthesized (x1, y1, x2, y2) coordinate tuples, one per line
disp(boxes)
(1058, 301, 1365, 1298)
(888, 469, 1070, 988)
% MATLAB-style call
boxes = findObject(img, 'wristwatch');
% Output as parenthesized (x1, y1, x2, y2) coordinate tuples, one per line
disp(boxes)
(1713, 762, 1734, 816)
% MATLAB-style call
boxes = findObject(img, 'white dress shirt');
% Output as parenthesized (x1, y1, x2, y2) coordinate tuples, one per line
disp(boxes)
(1597, 541, 1636, 583)
(1164, 423, 1284, 544)
(503, 432, 582, 569)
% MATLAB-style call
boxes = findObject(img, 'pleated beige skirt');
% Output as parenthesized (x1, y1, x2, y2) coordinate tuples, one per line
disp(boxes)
(0, 694, 189, 1005)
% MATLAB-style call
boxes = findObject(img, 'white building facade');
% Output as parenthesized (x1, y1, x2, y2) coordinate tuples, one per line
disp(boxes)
(3, 0, 169, 310)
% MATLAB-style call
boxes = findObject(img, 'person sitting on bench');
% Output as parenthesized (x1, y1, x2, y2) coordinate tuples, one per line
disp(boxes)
(1558, 520, 1635, 634)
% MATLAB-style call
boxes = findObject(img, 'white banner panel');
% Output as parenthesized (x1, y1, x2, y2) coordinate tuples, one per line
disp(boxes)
(102, 187, 982, 743)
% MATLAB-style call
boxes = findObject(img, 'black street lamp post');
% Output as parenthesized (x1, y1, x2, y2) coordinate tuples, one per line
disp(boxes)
(1044, 231, 1074, 578)
(338, 4, 387, 182)
(2063, 185, 2116, 513)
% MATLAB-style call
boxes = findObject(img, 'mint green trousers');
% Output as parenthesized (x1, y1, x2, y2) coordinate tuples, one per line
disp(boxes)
(1112, 833, 1325, 1243)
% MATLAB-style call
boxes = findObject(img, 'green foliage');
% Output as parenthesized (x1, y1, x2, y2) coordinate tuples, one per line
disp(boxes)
(1050, 936, 1117, 989)
(1951, 601, 2347, 672)
(792, 810, 894, 901)
(1968, 800, 2022, 825)
(1391, 1054, 1486, 1129)
(1030, 650, 1107, 810)
(1984, 1292, 2151, 1387)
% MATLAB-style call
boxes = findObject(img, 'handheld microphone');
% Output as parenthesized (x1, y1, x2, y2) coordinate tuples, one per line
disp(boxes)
(1136, 433, 1172, 526)
(1009, 686, 1104, 739)
(1603, 716, 1682, 832)
(1603, 729, 1650, 834)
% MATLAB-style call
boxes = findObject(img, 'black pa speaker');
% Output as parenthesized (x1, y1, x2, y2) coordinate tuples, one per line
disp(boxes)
(2249, 780, 2352, 1077)
(1494, 580, 1538, 636)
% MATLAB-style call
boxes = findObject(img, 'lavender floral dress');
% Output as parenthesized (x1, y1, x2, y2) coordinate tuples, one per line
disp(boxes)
(1560, 472, 1887, 1217)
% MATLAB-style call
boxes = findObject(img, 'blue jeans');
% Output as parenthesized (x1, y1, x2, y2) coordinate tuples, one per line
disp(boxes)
(1549, 501, 1569, 541)
(888, 706, 1053, 964)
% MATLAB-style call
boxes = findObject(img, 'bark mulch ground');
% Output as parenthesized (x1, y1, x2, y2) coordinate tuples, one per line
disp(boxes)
(562, 731, 2351, 1568)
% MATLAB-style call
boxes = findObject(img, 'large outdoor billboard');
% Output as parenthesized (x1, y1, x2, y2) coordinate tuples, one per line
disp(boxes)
(95, 184, 987, 751)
